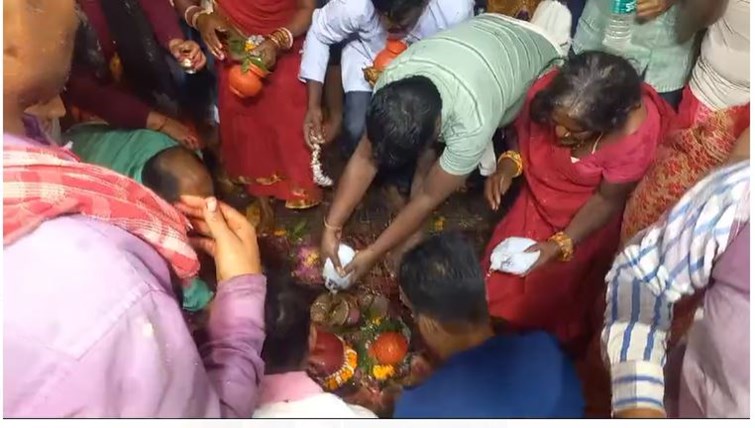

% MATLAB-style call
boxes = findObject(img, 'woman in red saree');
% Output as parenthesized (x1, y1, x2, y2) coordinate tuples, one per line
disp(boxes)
(482, 52, 674, 352)
(177, 0, 321, 209)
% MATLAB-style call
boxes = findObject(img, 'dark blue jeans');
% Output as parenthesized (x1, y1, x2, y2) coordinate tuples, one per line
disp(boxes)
(340, 91, 372, 157)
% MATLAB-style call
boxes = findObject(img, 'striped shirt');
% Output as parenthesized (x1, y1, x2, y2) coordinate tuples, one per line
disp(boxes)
(374, 13, 561, 176)
(603, 161, 750, 414)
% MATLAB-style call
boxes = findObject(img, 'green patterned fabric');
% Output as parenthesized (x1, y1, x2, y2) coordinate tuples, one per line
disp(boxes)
(572, 0, 697, 93)
(183, 278, 214, 312)
(66, 124, 179, 183)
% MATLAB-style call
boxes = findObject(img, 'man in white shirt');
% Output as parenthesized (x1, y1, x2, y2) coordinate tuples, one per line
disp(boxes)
(300, 0, 474, 157)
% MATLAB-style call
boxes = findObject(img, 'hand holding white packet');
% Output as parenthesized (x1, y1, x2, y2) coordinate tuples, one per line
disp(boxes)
(489, 237, 540, 276)
(322, 244, 356, 292)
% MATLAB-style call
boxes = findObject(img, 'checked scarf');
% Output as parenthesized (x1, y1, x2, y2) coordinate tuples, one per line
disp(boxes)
(3, 140, 199, 279)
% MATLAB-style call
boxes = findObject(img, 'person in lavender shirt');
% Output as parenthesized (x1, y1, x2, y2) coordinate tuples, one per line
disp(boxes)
(3, 0, 266, 417)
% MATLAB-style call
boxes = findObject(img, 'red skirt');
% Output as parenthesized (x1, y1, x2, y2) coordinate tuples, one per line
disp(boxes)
(217, 41, 321, 209)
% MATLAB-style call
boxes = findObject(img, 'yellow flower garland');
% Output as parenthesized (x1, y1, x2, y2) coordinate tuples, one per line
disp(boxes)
(371, 364, 395, 381)
(323, 345, 358, 391)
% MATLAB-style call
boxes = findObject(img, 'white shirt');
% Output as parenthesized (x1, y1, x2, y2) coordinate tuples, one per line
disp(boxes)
(299, 0, 474, 93)
(690, 0, 750, 110)
(253, 393, 377, 418)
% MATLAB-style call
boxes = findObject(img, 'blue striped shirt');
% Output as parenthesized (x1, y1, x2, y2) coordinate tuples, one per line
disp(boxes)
(602, 161, 750, 414)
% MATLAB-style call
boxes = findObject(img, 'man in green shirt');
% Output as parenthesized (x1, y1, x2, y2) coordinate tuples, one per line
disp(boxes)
(67, 123, 216, 312)
(321, 13, 562, 281)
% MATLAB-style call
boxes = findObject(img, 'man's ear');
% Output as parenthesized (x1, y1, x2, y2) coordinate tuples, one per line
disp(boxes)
(434, 115, 442, 138)
(416, 313, 444, 342)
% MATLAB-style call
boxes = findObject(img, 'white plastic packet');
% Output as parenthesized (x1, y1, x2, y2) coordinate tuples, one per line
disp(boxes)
(322, 244, 356, 292)
(489, 237, 540, 276)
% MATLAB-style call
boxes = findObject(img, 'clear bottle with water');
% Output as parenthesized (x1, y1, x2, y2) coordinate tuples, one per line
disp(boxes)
(602, 0, 636, 53)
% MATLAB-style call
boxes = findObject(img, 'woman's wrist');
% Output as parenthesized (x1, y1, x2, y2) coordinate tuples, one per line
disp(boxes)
(267, 27, 294, 52)
(548, 231, 574, 262)
(323, 217, 343, 232)
(194, 11, 212, 31)
(183, 5, 201, 26)
(497, 150, 523, 178)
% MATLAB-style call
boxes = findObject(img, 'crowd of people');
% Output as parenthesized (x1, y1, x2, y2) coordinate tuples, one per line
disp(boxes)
(3, 0, 750, 419)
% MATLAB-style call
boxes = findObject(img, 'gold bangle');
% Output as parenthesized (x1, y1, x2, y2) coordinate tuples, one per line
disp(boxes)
(184, 5, 201, 26)
(323, 218, 342, 231)
(191, 9, 212, 30)
(267, 28, 293, 51)
(548, 231, 574, 262)
(497, 150, 523, 178)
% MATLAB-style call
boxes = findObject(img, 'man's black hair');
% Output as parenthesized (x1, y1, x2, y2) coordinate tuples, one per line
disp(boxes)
(366, 75, 442, 170)
(399, 232, 489, 325)
(261, 275, 317, 375)
(372, 0, 427, 21)
(530, 51, 643, 134)
(141, 146, 205, 203)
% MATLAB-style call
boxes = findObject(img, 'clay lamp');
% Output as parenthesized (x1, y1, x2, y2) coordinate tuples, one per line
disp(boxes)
(310, 292, 361, 328)
(309, 329, 358, 391)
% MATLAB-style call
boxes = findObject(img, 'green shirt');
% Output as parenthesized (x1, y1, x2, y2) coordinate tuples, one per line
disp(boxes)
(66, 124, 214, 312)
(66, 124, 179, 183)
(374, 14, 561, 176)
(572, 0, 697, 93)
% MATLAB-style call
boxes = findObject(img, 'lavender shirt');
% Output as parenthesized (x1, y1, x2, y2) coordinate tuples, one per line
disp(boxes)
(3, 135, 266, 417)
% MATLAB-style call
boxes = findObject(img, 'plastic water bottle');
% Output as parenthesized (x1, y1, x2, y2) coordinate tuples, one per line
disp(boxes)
(602, 0, 636, 53)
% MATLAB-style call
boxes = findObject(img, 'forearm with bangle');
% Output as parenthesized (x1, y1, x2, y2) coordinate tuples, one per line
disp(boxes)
(497, 150, 523, 178)
(498, 149, 575, 261)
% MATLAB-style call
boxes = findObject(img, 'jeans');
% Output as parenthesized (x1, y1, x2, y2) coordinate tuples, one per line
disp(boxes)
(340, 91, 372, 158)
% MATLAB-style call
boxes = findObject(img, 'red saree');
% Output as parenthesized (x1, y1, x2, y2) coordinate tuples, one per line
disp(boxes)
(482, 71, 673, 349)
(216, 0, 321, 209)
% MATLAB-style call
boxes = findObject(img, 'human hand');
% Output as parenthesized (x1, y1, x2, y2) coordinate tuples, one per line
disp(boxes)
(522, 240, 561, 275)
(614, 408, 666, 418)
(484, 171, 513, 211)
(321, 225, 344, 275)
(637, 0, 674, 21)
(175, 196, 262, 282)
(161, 117, 203, 150)
(169, 39, 207, 72)
(304, 106, 325, 148)
(343, 247, 380, 283)
(250, 39, 278, 69)
(196, 12, 228, 60)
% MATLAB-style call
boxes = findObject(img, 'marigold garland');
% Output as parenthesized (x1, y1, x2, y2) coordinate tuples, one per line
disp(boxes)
(323, 344, 358, 391)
